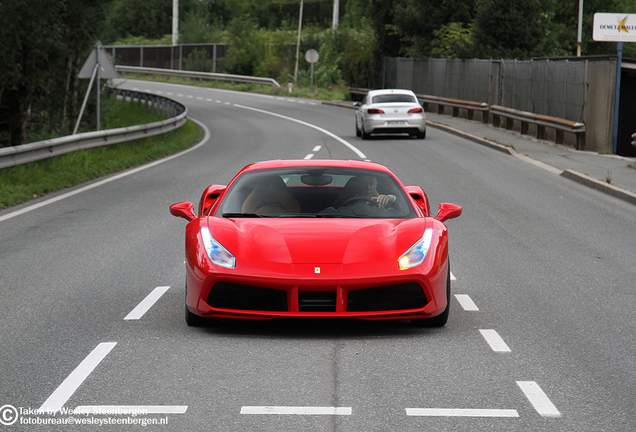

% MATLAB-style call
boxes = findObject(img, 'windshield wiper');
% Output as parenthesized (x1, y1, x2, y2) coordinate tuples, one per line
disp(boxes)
(222, 212, 264, 218)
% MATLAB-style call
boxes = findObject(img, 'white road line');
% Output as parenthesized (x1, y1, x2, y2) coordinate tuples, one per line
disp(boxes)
(455, 294, 479, 311)
(406, 408, 519, 417)
(39, 342, 117, 413)
(312, 145, 322, 152)
(304, 154, 314, 159)
(233, 104, 367, 159)
(450, 271, 456, 281)
(479, 329, 511, 352)
(517, 381, 561, 417)
(75, 405, 188, 415)
(124, 286, 170, 320)
(240, 406, 352, 415)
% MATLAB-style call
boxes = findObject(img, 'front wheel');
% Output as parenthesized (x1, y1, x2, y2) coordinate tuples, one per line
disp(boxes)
(411, 264, 450, 327)
(185, 281, 207, 327)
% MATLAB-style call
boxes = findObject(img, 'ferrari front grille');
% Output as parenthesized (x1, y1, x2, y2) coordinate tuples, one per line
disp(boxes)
(298, 291, 337, 312)
(347, 283, 427, 312)
(207, 282, 287, 311)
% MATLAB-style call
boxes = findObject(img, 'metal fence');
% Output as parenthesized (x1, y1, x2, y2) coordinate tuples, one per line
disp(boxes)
(105, 43, 229, 72)
(383, 57, 587, 123)
(499, 60, 587, 122)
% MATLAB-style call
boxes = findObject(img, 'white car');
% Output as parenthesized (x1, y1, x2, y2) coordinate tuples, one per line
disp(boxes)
(355, 89, 426, 139)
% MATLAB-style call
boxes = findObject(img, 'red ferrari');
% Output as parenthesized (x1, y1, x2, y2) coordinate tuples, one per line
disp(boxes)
(170, 160, 461, 327)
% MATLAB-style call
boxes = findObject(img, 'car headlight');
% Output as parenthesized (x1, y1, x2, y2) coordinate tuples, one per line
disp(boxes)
(201, 227, 236, 269)
(398, 228, 433, 270)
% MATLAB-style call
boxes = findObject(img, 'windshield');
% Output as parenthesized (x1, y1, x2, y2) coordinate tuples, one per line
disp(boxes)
(214, 167, 417, 219)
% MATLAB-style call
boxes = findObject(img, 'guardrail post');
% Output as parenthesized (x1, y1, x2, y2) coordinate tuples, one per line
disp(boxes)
(537, 125, 546, 140)
(505, 117, 514, 131)
(492, 112, 500, 127)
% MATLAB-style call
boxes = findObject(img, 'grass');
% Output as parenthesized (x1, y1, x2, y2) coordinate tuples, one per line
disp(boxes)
(0, 98, 201, 210)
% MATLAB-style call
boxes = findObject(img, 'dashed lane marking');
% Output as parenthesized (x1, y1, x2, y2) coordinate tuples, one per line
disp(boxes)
(124, 286, 171, 320)
(479, 329, 512, 352)
(517, 381, 561, 417)
(39, 342, 117, 413)
(75, 405, 188, 415)
(406, 408, 519, 417)
(233, 103, 367, 160)
(241, 406, 352, 415)
(455, 294, 478, 311)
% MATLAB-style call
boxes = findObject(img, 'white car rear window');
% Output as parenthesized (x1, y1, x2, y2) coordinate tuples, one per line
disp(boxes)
(372, 94, 416, 104)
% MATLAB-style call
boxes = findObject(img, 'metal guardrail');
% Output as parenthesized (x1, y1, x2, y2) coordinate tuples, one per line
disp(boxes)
(349, 87, 489, 121)
(490, 105, 586, 150)
(348, 87, 586, 149)
(0, 88, 187, 170)
(116, 65, 281, 89)
(418, 95, 489, 122)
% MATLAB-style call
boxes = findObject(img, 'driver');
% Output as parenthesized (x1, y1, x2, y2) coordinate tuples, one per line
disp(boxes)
(333, 175, 396, 208)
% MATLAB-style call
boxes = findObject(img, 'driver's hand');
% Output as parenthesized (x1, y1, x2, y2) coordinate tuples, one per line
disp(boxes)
(375, 194, 395, 208)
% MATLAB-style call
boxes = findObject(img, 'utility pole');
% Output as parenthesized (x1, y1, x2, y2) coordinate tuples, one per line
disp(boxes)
(332, 0, 339, 33)
(293, 0, 304, 84)
(577, 0, 583, 56)
(172, 0, 179, 46)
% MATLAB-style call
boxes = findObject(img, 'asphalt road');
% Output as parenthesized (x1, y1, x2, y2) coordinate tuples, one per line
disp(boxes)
(0, 80, 634, 431)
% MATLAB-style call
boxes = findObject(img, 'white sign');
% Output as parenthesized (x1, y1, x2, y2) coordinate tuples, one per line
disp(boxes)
(593, 13, 636, 42)
(305, 49, 319, 64)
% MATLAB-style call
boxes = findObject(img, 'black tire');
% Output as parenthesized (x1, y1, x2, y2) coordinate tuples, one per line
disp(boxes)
(361, 122, 370, 140)
(355, 120, 361, 137)
(416, 129, 426, 139)
(412, 264, 450, 327)
(185, 282, 206, 327)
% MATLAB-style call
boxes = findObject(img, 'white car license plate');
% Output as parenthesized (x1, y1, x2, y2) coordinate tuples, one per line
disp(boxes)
(387, 121, 407, 126)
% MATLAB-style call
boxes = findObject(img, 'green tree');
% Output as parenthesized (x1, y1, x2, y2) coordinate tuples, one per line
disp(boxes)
(0, 0, 107, 146)
(224, 17, 264, 76)
(473, 0, 545, 59)
(431, 22, 475, 59)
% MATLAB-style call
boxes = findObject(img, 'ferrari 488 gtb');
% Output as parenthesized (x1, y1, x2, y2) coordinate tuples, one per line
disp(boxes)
(170, 160, 461, 327)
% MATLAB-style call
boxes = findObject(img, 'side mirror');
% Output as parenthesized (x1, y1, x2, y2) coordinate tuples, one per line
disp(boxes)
(405, 185, 430, 216)
(170, 202, 196, 222)
(435, 203, 462, 223)
(198, 185, 226, 216)
(353, 101, 361, 107)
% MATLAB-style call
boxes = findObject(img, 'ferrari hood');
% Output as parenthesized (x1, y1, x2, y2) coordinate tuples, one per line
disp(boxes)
(207, 217, 427, 264)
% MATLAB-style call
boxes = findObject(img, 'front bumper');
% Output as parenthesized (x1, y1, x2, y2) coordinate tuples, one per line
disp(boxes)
(186, 262, 448, 321)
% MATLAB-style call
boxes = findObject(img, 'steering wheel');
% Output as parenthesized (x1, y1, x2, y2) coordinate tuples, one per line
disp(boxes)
(339, 196, 378, 207)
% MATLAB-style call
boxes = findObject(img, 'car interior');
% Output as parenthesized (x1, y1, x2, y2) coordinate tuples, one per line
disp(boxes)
(214, 168, 416, 218)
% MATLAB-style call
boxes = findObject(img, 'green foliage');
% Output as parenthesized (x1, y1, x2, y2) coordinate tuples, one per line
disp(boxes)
(0, 0, 108, 147)
(103, 0, 174, 42)
(224, 17, 264, 76)
(431, 22, 475, 59)
(473, 0, 546, 59)
(111, 34, 173, 46)
(184, 49, 215, 73)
